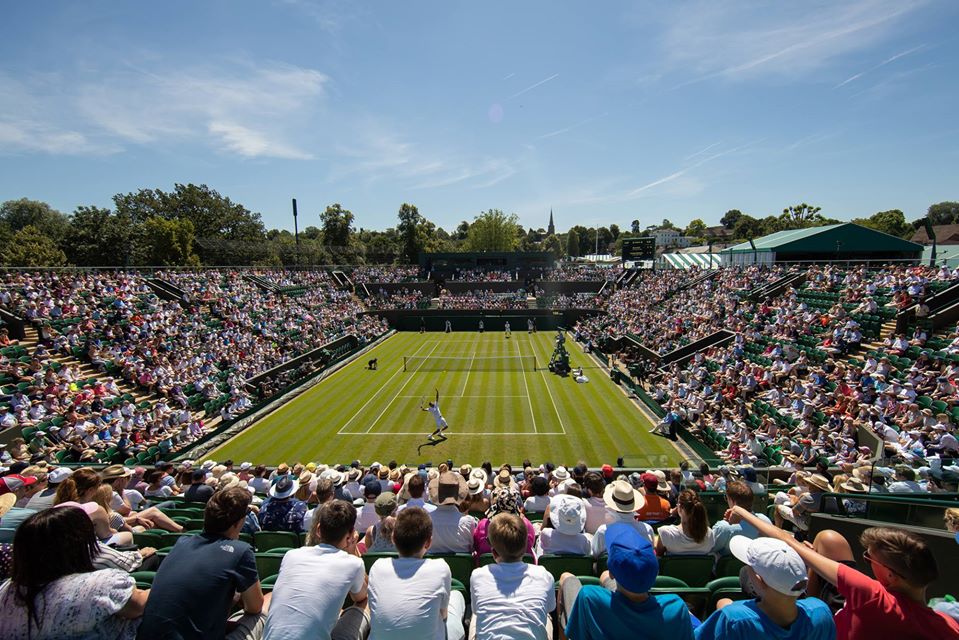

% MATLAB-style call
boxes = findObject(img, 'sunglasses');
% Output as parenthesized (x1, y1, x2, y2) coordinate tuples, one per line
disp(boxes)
(863, 549, 898, 576)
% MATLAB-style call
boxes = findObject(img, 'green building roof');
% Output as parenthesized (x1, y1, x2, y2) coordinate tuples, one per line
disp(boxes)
(721, 223, 922, 256)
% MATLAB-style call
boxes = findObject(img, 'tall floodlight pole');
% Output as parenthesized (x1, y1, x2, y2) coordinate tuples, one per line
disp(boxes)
(292, 198, 300, 267)
(594, 228, 599, 255)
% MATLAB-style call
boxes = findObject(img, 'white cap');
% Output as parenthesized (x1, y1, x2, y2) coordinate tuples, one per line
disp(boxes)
(729, 536, 808, 596)
(48, 467, 74, 484)
(201, 460, 216, 470)
(240, 462, 252, 470)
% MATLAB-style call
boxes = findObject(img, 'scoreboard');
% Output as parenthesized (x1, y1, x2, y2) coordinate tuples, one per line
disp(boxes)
(622, 237, 656, 261)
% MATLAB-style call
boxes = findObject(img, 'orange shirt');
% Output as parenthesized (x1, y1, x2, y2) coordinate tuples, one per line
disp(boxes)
(636, 495, 672, 522)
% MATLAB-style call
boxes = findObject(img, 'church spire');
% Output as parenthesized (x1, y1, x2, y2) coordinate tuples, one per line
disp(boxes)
(547, 209, 555, 235)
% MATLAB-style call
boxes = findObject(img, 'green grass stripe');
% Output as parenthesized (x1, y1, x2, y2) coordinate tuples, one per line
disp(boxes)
(208, 332, 682, 467)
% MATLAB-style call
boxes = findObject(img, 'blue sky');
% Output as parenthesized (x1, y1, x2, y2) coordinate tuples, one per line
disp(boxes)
(1, 0, 957, 233)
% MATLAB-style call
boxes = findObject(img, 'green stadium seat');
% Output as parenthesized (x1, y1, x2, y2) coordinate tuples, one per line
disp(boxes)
(362, 552, 398, 573)
(132, 531, 164, 549)
(255, 553, 286, 579)
(658, 555, 715, 587)
(427, 553, 475, 585)
(537, 554, 595, 581)
(261, 574, 279, 593)
(130, 571, 157, 588)
(254, 530, 301, 552)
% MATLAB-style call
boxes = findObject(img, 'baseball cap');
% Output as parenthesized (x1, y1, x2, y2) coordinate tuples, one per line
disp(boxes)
(605, 523, 659, 594)
(729, 536, 808, 596)
(375, 491, 397, 516)
(47, 467, 74, 484)
(0, 474, 37, 495)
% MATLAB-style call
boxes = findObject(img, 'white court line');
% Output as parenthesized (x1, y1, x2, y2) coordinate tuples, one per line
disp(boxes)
(516, 339, 538, 434)
(336, 339, 431, 435)
(340, 431, 566, 436)
(363, 341, 441, 434)
(532, 335, 567, 434)
(398, 395, 528, 398)
(461, 346, 477, 397)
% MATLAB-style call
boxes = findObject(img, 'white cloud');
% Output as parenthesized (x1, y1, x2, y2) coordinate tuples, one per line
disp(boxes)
(0, 61, 328, 159)
(644, 0, 926, 85)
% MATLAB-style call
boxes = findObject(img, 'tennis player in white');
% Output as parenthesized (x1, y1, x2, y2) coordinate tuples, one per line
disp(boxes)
(421, 389, 449, 442)
(504, 321, 511, 338)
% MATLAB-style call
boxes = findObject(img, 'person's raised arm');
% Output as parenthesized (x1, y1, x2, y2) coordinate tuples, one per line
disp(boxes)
(730, 505, 840, 586)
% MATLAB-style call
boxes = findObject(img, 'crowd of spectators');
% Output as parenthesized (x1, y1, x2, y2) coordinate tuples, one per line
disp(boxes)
(539, 292, 603, 309)
(350, 266, 421, 283)
(365, 288, 430, 310)
(542, 264, 621, 282)
(0, 270, 388, 465)
(437, 289, 529, 310)
(446, 268, 515, 282)
(2, 456, 957, 638)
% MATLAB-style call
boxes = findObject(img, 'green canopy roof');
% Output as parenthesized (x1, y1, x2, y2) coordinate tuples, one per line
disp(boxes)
(721, 223, 922, 255)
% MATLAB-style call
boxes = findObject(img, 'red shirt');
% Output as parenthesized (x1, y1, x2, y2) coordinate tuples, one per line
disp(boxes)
(835, 562, 959, 640)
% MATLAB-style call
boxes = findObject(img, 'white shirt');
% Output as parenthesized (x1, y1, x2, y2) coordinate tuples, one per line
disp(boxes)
(263, 545, 366, 640)
(369, 557, 450, 640)
(356, 503, 382, 534)
(591, 514, 655, 557)
(428, 506, 477, 553)
(427, 404, 445, 426)
(523, 495, 549, 514)
(583, 497, 606, 535)
(470, 562, 556, 640)
(535, 529, 592, 556)
(657, 524, 715, 554)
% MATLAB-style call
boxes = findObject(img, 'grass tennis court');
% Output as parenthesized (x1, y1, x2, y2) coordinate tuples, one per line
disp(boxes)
(208, 332, 683, 467)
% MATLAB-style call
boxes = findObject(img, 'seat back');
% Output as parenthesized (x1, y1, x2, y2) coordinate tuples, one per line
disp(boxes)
(428, 552, 475, 585)
(538, 554, 595, 582)
(362, 552, 398, 573)
(254, 552, 286, 579)
(658, 555, 715, 587)
(254, 530, 301, 552)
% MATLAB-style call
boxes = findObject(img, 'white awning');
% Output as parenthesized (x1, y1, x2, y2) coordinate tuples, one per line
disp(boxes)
(661, 253, 721, 269)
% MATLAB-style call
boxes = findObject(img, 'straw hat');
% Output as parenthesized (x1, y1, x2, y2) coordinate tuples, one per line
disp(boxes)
(603, 480, 645, 514)
(805, 473, 831, 492)
(840, 477, 868, 493)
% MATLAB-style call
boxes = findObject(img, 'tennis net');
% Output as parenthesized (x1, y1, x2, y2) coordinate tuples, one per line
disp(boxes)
(403, 355, 536, 372)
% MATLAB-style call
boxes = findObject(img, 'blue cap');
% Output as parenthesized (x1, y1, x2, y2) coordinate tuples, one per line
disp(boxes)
(605, 523, 658, 594)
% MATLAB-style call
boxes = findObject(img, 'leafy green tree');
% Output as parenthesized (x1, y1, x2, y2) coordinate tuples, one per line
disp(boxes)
(566, 229, 580, 257)
(112, 184, 265, 264)
(543, 233, 564, 257)
(609, 224, 620, 241)
(659, 218, 676, 230)
(397, 203, 429, 264)
(927, 202, 959, 226)
(464, 209, 520, 251)
(0, 198, 69, 245)
(781, 202, 822, 225)
(320, 203, 355, 248)
(720, 209, 743, 229)
(852, 209, 911, 238)
(732, 214, 764, 240)
(67, 206, 137, 266)
(452, 221, 470, 242)
(1, 225, 67, 267)
(630, 219, 641, 234)
(685, 218, 707, 238)
(138, 217, 199, 266)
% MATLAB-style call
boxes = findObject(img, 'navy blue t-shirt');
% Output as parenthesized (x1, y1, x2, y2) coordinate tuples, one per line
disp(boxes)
(137, 533, 259, 640)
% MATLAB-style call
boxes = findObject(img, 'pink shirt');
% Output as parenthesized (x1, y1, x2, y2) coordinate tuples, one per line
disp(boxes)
(472, 516, 536, 557)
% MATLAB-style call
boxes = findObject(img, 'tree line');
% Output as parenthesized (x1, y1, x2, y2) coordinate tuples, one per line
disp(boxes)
(0, 184, 953, 267)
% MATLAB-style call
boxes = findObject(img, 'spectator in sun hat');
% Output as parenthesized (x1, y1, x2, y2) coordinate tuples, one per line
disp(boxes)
(695, 535, 834, 640)
(363, 491, 398, 553)
(473, 487, 535, 557)
(464, 471, 490, 515)
(559, 523, 694, 640)
(549, 466, 570, 495)
(536, 493, 591, 556)
(428, 468, 476, 553)
(592, 479, 653, 557)
(258, 474, 307, 533)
